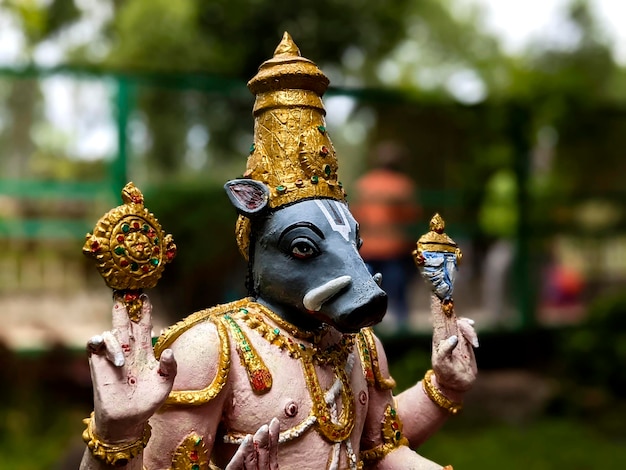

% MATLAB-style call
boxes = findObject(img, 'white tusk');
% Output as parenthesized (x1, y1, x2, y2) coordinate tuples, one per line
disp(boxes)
(303, 275, 352, 312)
(373, 273, 383, 286)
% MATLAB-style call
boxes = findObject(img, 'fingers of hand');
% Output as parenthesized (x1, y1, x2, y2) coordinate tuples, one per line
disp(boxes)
(87, 335, 104, 356)
(225, 435, 251, 470)
(253, 424, 270, 469)
(242, 434, 258, 469)
(457, 318, 479, 348)
(226, 421, 278, 470)
(437, 335, 458, 358)
(88, 331, 124, 367)
(268, 418, 280, 469)
(129, 294, 155, 350)
(102, 331, 125, 367)
(138, 294, 153, 329)
(111, 298, 131, 345)
(431, 306, 459, 345)
(157, 349, 177, 380)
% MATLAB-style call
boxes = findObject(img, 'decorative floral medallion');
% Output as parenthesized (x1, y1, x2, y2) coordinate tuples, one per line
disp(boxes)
(83, 182, 176, 321)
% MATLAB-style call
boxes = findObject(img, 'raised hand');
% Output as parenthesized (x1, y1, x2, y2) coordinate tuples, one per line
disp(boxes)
(430, 296, 477, 392)
(225, 418, 280, 470)
(86, 294, 177, 442)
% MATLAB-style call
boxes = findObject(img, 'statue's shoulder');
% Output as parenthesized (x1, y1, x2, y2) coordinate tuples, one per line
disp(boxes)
(154, 299, 249, 355)
(357, 327, 396, 391)
(153, 298, 252, 407)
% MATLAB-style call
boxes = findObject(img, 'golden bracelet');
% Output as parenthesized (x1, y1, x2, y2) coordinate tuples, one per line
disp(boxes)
(82, 412, 152, 467)
(422, 370, 463, 415)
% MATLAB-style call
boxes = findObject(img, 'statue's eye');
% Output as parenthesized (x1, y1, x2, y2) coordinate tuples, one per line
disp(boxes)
(290, 238, 319, 259)
(355, 224, 363, 250)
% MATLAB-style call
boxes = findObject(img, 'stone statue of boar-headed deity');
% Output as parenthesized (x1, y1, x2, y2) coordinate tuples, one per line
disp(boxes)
(80, 32, 478, 470)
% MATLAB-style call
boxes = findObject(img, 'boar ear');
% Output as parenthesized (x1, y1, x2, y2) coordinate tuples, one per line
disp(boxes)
(224, 179, 270, 217)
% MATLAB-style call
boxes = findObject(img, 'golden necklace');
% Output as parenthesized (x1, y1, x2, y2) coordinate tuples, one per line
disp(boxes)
(234, 301, 356, 443)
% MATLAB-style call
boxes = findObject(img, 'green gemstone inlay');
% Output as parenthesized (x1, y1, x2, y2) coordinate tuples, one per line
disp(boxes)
(130, 263, 139, 271)
(150, 258, 159, 266)
(192, 465, 200, 470)
(395, 431, 402, 441)
(114, 246, 126, 255)
(122, 224, 130, 233)
(324, 165, 332, 177)
(317, 125, 326, 134)
(273, 328, 280, 335)
(276, 185, 286, 193)
(311, 175, 319, 184)
(249, 143, 255, 154)
(240, 308, 249, 314)
(142, 224, 149, 232)
(390, 408, 396, 417)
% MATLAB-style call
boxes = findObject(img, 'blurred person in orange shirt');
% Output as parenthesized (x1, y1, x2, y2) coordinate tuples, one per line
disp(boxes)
(351, 141, 421, 331)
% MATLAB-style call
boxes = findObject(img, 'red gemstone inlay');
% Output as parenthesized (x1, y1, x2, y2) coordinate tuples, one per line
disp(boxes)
(133, 222, 140, 229)
(189, 450, 199, 462)
(251, 369, 271, 392)
(320, 146, 329, 155)
(124, 292, 138, 302)
(142, 265, 150, 272)
(120, 259, 129, 267)
(90, 241, 100, 252)
(391, 422, 399, 430)
(166, 250, 175, 261)
(153, 246, 160, 254)
(117, 235, 125, 243)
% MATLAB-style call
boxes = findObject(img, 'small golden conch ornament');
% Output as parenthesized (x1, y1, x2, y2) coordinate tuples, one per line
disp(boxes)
(412, 214, 462, 317)
(83, 182, 176, 321)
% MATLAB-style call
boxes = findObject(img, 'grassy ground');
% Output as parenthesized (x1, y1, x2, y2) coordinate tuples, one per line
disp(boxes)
(419, 418, 626, 469)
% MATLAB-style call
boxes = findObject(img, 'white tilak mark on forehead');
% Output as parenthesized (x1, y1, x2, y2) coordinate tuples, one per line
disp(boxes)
(314, 199, 351, 241)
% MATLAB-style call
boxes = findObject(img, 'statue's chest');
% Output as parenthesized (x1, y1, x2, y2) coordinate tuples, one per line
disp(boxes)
(219, 324, 370, 444)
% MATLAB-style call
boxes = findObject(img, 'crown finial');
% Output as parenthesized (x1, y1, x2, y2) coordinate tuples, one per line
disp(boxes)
(430, 213, 445, 233)
(274, 31, 300, 57)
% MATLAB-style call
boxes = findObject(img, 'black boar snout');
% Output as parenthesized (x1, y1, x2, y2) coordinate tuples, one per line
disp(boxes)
(343, 291, 387, 331)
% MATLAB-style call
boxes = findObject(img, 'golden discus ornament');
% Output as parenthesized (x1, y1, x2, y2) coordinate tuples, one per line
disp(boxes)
(83, 182, 176, 321)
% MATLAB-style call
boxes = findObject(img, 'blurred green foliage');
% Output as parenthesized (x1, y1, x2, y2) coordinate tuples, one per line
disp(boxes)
(143, 179, 246, 321)
(419, 417, 626, 469)
(556, 292, 626, 415)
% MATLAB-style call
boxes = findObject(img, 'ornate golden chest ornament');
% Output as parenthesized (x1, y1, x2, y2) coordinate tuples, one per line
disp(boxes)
(83, 182, 177, 321)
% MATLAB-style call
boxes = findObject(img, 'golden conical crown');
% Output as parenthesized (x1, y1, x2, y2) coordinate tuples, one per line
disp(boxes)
(244, 32, 346, 208)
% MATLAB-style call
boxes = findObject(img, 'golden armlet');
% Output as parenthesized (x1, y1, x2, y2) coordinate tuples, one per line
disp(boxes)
(360, 404, 409, 464)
